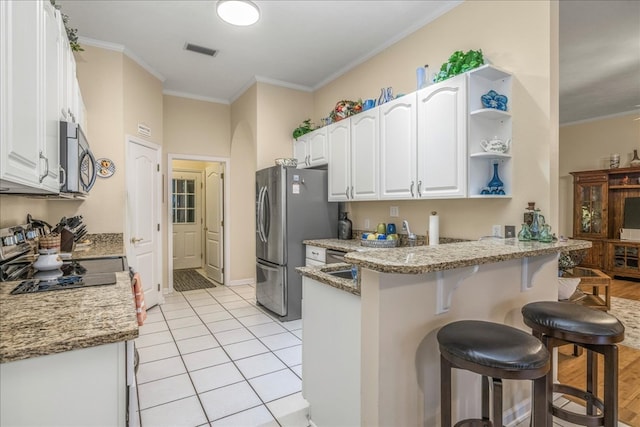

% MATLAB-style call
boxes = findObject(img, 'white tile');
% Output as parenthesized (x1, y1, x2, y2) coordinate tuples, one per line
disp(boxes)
(206, 318, 244, 333)
(183, 347, 230, 371)
(144, 310, 166, 324)
(282, 319, 302, 331)
(161, 301, 192, 312)
(246, 322, 288, 338)
(184, 291, 217, 301)
(259, 332, 301, 351)
(214, 328, 255, 346)
(176, 334, 219, 355)
(171, 324, 210, 340)
(266, 392, 310, 427)
(136, 356, 186, 384)
(234, 353, 287, 379)
(248, 369, 302, 403)
(138, 342, 180, 363)
(212, 405, 278, 427)
(199, 381, 261, 421)
(137, 373, 195, 410)
(238, 314, 273, 327)
(215, 294, 243, 303)
(190, 298, 222, 308)
(135, 330, 174, 348)
(223, 339, 270, 361)
(227, 306, 264, 318)
(199, 311, 233, 323)
(274, 345, 302, 367)
(221, 300, 253, 310)
(167, 316, 203, 330)
(139, 321, 169, 335)
(162, 307, 196, 320)
(207, 286, 237, 295)
(290, 364, 302, 379)
(190, 362, 244, 393)
(140, 396, 208, 427)
(163, 293, 186, 302)
(291, 329, 302, 339)
(194, 303, 226, 314)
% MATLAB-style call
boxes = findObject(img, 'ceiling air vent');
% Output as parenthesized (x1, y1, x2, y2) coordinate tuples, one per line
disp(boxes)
(184, 43, 218, 57)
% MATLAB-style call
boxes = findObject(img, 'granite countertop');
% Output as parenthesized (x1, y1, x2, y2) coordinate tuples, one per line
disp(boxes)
(71, 233, 124, 259)
(303, 237, 468, 253)
(297, 263, 361, 296)
(0, 271, 138, 363)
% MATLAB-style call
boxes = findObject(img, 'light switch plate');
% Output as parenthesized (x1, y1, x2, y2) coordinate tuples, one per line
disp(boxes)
(492, 225, 502, 237)
(390, 206, 399, 217)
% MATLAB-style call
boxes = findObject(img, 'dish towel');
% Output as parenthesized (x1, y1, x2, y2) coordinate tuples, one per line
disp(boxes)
(132, 273, 147, 326)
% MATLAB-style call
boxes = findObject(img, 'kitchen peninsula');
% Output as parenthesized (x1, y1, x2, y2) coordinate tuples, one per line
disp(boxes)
(298, 238, 591, 427)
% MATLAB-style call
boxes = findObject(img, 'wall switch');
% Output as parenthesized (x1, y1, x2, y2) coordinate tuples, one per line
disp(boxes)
(390, 206, 399, 217)
(492, 224, 502, 237)
(364, 219, 370, 229)
(505, 225, 516, 238)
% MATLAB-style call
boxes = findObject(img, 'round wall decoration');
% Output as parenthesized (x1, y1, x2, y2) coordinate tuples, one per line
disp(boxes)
(96, 158, 116, 178)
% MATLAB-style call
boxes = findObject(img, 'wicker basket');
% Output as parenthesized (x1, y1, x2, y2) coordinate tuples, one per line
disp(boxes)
(39, 234, 61, 250)
(360, 239, 399, 248)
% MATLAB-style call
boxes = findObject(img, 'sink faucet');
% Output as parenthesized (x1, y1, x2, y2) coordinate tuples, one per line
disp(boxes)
(402, 220, 417, 246)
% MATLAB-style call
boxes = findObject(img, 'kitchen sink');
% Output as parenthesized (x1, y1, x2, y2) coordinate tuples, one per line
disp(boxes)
(325, 269, 354, 280)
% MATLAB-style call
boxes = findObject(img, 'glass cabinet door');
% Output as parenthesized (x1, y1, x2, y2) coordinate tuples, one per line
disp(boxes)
(574, 181, 608, 238)
(610, 243, 639, 274)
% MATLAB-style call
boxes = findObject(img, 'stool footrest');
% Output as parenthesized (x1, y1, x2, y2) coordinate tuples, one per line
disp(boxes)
(553, 384, 605, 427)
(454, 419, 492, 427)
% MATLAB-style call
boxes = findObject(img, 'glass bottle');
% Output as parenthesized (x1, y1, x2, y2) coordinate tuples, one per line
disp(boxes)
(487, 161, 504, 192)
(539, 224, 553, 243)
(518, 223, 532, 241)
(530, 209, 542, 240)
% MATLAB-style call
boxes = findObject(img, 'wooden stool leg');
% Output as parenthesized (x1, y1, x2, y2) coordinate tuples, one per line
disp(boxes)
(493, 378, 503, 427)
(532, 374, 548, 427)
(482, 376, 490, 421)
(604, 345, 618, 427)
(586, 349, 598, 417)
(543, 334, 554, 427)
(441, 354, 453, 427)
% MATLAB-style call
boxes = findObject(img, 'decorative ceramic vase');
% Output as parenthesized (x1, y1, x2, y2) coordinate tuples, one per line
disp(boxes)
(487, 162, 504, 190)
(378, 87, 393, 105)
(631, 149, 640, 167)
(518, 223, 532, 241)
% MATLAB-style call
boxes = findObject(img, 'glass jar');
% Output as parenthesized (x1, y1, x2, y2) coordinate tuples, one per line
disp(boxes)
(518, 223, 532, 241)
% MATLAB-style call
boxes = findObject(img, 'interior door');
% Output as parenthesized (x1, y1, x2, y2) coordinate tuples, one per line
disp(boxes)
(172, 170, 202, 270)
(205, 163, 224, 283)
(126, 138, 162, 309)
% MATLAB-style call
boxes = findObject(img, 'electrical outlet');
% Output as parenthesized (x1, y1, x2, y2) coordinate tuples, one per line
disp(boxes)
(505, 225, 516, 238)
(390, 206, 399, 217)
(364, 219, 370, 229)
(492, 224, 502, 237)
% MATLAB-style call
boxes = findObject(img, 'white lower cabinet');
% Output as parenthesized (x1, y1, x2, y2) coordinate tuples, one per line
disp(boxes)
(328, 110, 379, 201)
(416, 73, 467, 198)
(0, 342, 130, 426)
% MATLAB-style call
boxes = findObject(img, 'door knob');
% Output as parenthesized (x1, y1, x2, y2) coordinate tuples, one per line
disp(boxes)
(130, 237, 143, 243)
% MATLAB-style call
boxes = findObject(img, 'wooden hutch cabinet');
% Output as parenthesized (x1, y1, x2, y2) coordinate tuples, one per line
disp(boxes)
(571, 167, 640, 279)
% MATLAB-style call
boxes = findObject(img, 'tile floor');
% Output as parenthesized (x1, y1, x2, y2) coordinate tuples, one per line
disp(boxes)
(133, 282, 631, 427)
(133, 283, 308, 427)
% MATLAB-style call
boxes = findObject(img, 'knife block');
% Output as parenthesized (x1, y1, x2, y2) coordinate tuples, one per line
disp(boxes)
(60, 228, 75, 253)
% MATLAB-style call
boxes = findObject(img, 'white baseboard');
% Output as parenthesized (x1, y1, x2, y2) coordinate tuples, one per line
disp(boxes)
(228, 278, 255, 287)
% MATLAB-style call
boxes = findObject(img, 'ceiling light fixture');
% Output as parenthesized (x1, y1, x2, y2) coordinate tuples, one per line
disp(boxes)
(216, 0, 260, 26)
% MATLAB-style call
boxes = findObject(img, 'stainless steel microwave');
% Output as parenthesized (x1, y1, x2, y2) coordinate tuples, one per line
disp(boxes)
(59, 121, 96, 194)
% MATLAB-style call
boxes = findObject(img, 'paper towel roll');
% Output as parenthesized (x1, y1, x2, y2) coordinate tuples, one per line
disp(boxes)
(429, 211, 439, 246)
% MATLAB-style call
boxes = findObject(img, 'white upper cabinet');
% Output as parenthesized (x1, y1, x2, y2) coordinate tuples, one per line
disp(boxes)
(379, 94, 417, 199)
(327, 120, 351, 201)
(416, 73, 467, 198)
(294, 127, 328, 169)
(42, 0, 61, 191)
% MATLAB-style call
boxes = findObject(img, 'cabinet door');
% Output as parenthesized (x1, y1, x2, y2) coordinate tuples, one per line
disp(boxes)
(379, 94, 417, 199)
(350, 109, 378, 200)
(293, 138, 308, 168)
(327, 120, 350, 201)
(607, 242, 639, 277)
(573, 179, 608, 239)
(579, 239, 605, 269)
(307, 128, 328, 167)
(417, 74, 467, 198)
(0, 0, 42, 188)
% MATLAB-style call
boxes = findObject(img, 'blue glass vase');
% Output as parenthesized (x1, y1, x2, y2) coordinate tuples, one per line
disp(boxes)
(487, 162, 504, 189)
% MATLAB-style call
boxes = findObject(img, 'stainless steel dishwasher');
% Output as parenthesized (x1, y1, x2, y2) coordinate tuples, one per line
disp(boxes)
(326, 249, 348, 264)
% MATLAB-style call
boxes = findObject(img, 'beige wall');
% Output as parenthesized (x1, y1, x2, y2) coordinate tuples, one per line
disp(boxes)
(558, 112, 640, 236)
(256, 82, 313, 170)
(314, 0, 558, 241)
(0, 196, 48, 227)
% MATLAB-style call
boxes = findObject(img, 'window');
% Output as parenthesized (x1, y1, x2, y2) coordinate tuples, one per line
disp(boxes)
(172, 178, 196, 224)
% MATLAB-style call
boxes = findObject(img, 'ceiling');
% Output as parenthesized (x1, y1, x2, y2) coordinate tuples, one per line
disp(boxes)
(58, 0, 640, 125)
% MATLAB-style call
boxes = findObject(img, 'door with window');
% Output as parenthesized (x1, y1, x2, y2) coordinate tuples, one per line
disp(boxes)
(172, 170, 202, 270)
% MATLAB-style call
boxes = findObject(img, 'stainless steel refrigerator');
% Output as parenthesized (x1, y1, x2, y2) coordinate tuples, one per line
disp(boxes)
(256, 165, 338, 321)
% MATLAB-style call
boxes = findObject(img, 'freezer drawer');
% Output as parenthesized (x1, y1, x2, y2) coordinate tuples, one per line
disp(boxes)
(256, 261, 287, 316)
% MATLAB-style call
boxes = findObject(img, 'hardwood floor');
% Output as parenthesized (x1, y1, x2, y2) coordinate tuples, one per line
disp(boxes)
(557, 276, 640, 426)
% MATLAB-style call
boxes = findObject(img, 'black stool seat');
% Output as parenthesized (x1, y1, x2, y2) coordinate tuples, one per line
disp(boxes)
(438, 320, 550, 377)
(522, 301, 625, 345)
(438, 320, 550, 427)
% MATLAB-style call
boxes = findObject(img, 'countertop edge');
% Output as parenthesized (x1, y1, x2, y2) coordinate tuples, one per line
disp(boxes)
(297, 264, 361, 296)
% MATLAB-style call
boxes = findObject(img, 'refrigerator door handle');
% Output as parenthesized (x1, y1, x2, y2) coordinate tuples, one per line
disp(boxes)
(257, 186, 266, 243)
(263, 187, 271, 240)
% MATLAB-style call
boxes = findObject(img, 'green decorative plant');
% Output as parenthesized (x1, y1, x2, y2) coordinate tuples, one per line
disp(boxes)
(50, 0, 84, 52)
(293, 119, 313, 140)
(434, 49, 483, 82)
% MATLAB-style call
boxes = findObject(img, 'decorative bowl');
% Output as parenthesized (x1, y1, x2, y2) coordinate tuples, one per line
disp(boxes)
(361, 239, 399, 248)
(481, 90, 508, 111)
(275, 158, 297, 167)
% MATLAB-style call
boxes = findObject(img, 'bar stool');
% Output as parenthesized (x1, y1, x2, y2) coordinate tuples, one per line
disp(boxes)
(521, 301, 625, 427)
(437, 320, 550, 427)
